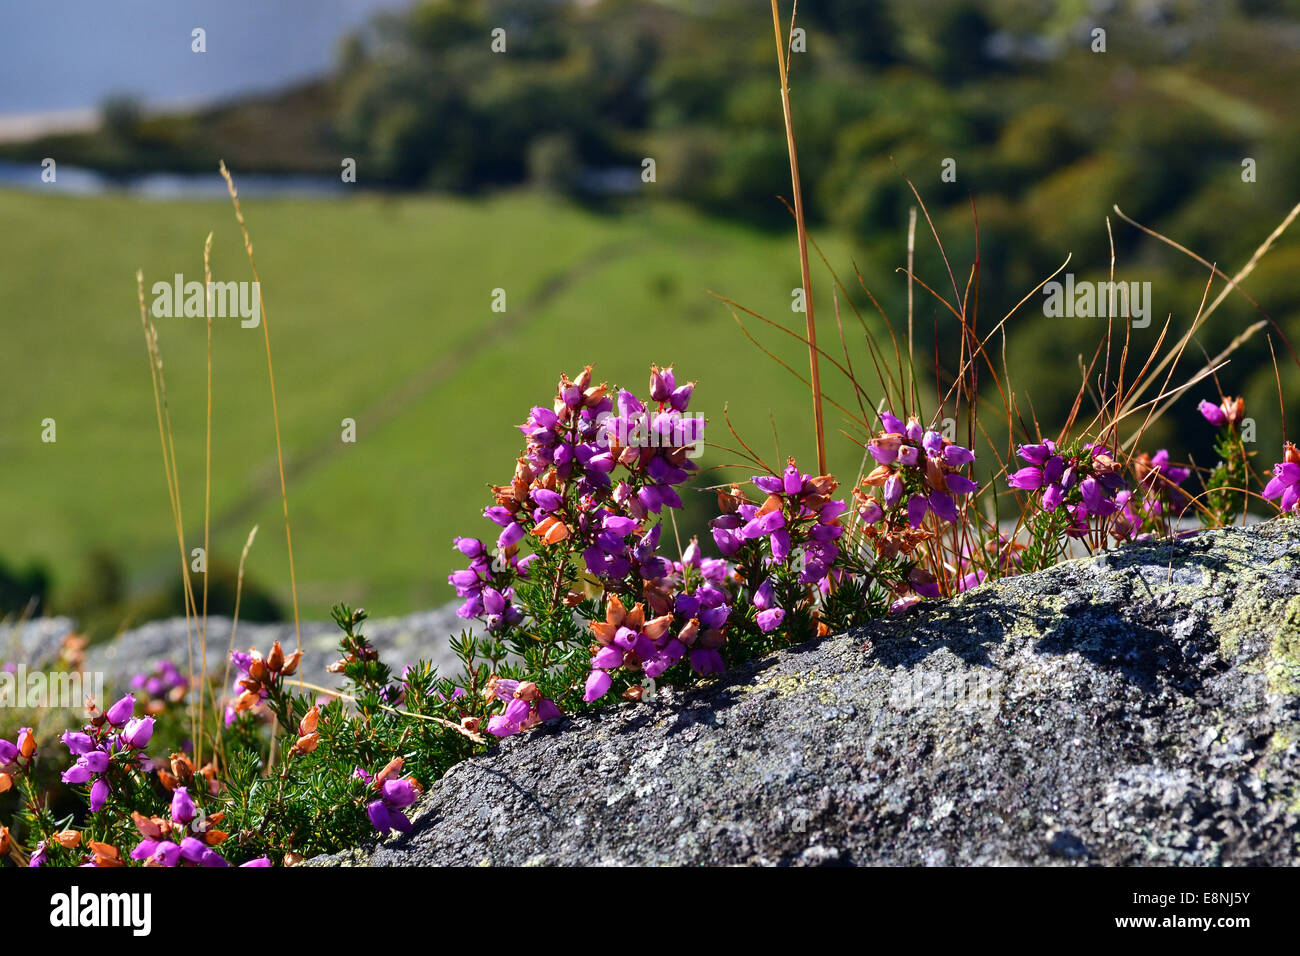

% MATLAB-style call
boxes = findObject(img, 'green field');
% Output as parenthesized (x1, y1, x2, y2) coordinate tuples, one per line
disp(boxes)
(1, 187, 878, 623)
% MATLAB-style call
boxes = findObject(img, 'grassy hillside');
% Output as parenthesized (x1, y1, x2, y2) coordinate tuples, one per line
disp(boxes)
(1, 187, 872, 624)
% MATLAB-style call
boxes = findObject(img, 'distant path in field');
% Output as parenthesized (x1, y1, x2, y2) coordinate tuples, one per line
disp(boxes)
(206, 239, 641, 541)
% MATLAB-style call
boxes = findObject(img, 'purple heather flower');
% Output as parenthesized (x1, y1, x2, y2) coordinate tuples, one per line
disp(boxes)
(584, 669, 613, 703)
(171, 786, 195, 825)
(105, 693, 135, 727)
(741, 509, 786, 539)
(1198, 399, 1227, 427)
(121, 716, 155, 750)
(1007, 466, 1044, 490)
(883, 474, 904, 508)
(669, 383, 694, 412)
(942, 444, 975, 467)
(889, 594, 922, 615)
(367, 777, 421, 836)
(28, 842, 47, 867)
(531, 488, 562, 512)
(649, 366, 675, 402)
(1079, 477, 1118, 517)
(179, 837, 209, 864)
(946, 474, 978, 495)
(689, 648, 725, 675)
(131, 839, 182, 867)
(89, 778, 109, 813)
(454, 536, 486, 558)
(756, 608, 786, 633)
(62, 763, 93, 785)
(240, 857, 272, 867)
(1264, 461, 1300, 512)
(80, 751, 109, 774)
(61, 730, 95, 756)
(1147, 449, 1190, 487)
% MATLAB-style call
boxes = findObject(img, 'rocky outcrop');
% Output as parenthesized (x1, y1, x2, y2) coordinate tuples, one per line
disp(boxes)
(4, 607, 468, 720)
(72, 608, 468, 697)
(310, 520, 1300, 866)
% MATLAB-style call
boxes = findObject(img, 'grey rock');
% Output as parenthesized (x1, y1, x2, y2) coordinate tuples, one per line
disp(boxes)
(1, 616, 80, 670)
(81, 605, 469, 696)
(308, 520, 1300, 867)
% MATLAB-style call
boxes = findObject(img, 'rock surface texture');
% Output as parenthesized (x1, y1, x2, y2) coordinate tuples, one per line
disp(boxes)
(310, 521, 1300, 866)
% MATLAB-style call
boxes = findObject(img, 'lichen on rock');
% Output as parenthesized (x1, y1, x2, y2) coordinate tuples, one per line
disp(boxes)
(307, 520, 1300, 867)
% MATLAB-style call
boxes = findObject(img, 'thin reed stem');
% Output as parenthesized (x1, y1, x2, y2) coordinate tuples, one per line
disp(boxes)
(769, 0, 825, 474)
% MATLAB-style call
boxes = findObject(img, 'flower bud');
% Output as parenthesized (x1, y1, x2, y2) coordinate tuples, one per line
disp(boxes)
(298, 705, 319, 737)
(267, 641, 285, 673)
(247, 655, 268, 682)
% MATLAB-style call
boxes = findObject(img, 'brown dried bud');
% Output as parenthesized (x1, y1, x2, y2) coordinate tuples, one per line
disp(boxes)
(623, 602, 646, 631)
(170, 753, 195, 785)
(0, 825, 9, 856)
(299, 705, 319, 737)
(374, 756, 404, 786)
(247, 655, 268, 682)
(622, 686, 645, 702)
(283, 851, 304, 867)
(1223, 396, 1245, 426)
(0, 772, 12, 794)
(157, 770, 178, 791)
(282, 650, 303, 677)
(863, 464, 893, 486)
(290, 733, 319, 757)
(1284, 441, 1300, 466)
(540, 519, 569, 546)
(642, 614, 673, 641)
(89, 842, 124, 867)
(604, 593, 627, 626)
(267, 641, 285, 673)
(326, 659, 348, 674)
(677, 618, 700, 647)
(136, 809, 165, 837)
(806, 474, 839, 496)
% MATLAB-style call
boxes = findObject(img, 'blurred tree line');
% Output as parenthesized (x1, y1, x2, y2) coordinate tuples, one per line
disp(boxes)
(336, 0, 1299, 466)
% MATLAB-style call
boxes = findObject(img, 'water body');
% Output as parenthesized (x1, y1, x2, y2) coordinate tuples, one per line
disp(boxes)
(0, 0, 412, 116)
(0, 159, 346, 200)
